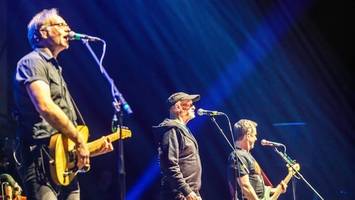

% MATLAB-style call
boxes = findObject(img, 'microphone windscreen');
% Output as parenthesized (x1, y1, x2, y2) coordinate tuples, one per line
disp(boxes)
(197, 108, 204, 116)
(260, 139, 267, 145)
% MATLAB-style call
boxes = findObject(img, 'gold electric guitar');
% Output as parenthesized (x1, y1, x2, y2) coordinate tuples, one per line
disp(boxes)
(263, 163, 300, 200)
(49, 125, 132, 186)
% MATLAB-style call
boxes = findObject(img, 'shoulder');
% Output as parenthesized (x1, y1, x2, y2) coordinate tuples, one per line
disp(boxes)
(17, 51, 47, 71)
(229, 149, 243, 158)
(229, 149, 251, 163)
(17, 51, 42, 64)
(162, 126, 179, 138)
(154, 119, 183, 133)
(15, 51, 50, 85)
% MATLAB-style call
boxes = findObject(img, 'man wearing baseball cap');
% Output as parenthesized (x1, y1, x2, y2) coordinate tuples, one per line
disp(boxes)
(153, 92, 202, 200)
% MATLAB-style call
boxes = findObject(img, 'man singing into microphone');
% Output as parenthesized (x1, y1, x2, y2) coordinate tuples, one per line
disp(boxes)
(153, 92, 202, 200)
(227, 119, 287, 200)
(13, 8, 113, 200)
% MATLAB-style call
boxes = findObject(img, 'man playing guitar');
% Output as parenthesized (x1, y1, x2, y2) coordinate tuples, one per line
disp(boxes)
(227, 119, 288, 200)
(13, 8, 113, 200)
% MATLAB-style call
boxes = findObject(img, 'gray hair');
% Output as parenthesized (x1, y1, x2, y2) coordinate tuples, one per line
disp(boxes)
(234, 119, 257, 141)
(27, 8, 59, 49)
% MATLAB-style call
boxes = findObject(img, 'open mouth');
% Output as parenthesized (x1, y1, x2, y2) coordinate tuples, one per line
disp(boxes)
(63, 33, 70, 41)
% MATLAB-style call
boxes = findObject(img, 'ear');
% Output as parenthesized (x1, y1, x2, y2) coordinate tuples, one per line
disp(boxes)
(243, 134, 249, 140)
(38, 29, 48, 40)
(174, 101, 182, 111)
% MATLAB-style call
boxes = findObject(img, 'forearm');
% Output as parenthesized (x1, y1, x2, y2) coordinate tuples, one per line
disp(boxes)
(238, 175, 260, 200)
(269, 181, 287, 197)
(39, 102, 84, 145)
(27, 80, 84, 145)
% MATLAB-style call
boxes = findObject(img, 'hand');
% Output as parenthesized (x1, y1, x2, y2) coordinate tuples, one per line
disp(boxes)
(279, 180, 287, 193)
(75, 142, 90, 170)
(186, 191, 200, 200)
(91, 136, 114, 157)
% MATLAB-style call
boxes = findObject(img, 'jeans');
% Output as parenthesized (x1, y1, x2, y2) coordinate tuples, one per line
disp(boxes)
(16, 144, 80, 200)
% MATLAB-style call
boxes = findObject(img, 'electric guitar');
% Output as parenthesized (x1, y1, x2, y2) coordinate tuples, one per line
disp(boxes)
(49, 125, 132, 186)
(263, 163, 300, 200)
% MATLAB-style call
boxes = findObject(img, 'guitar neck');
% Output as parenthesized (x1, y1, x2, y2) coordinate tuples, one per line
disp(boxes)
(87, 129, 130, 153)
(282, 172, 294, 186)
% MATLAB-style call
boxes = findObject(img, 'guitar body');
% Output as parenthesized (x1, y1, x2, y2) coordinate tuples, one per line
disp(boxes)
(49, 125, 131, 186)
(49, 125, 89, 186)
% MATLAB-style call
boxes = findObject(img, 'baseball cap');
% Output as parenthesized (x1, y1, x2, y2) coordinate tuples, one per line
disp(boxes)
(167, 92, 200, 107)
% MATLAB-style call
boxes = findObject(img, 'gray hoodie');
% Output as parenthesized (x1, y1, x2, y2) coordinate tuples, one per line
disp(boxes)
(153, 118, 202, 198)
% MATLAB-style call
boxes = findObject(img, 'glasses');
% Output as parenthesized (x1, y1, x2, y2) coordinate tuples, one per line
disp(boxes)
(41, 22, 69, 30)
(180, 101, 194, 110)
(247, 133, 257, 138)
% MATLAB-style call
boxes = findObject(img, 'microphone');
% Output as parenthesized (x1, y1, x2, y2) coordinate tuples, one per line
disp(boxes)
(260, 139, 284, 147)
(197, 108, 224, 116)
(68, 31, 102, 42)
(0, 173, 22, 193)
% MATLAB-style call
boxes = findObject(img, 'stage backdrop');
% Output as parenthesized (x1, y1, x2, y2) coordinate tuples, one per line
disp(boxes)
(3, 0, 354, 199)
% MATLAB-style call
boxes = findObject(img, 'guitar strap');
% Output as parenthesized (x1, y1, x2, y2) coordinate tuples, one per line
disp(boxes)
(252, 159, 273, 187)
(233, 149, 250, 175)
(260, 169, 273, 187)
(57, 66, 86, 126)
(68, 90, 86, 126)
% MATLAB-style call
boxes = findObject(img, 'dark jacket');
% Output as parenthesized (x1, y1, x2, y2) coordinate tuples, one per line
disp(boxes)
(153, 119, 202, 199)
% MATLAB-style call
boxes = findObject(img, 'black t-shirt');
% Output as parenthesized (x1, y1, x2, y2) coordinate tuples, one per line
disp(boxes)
(227, 147, 265, 199)
(13, 48, 77, 144)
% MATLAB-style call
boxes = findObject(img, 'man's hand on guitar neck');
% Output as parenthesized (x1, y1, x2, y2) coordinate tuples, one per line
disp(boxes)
(91, 136, 114, 157)
(278, 180, 287, 194)
(270, 180, 287, 194)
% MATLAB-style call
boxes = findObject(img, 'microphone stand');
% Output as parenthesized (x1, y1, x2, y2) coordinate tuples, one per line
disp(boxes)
(81, 39, 132, 200)
(273, 147, 324, 200)
(292, 177, 297, 200)
(208, 115, 247, 200)
(209, 116, 235, 151)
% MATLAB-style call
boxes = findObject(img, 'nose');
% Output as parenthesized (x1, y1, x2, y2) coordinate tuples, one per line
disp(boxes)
(65, 26, 71, 33)
(63, 24, 71, 33)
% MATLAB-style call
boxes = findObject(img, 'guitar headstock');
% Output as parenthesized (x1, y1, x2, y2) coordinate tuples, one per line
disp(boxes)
(116, 127, 132, 139)
(287, 163, 300, 175)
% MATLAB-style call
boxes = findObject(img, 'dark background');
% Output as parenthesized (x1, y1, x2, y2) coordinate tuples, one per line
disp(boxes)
(1, 0, 354, 199)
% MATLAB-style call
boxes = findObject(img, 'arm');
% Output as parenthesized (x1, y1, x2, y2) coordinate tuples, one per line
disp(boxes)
(269, 180, 287, 195)
(237, 175, 260, 200)
(186, 192, 200, 200)
(26, 80, 89, 168)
